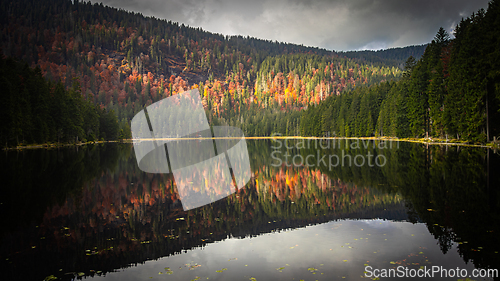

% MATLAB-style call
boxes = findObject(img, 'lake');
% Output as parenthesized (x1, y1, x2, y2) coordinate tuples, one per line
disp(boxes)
(1, 139, 499, 280)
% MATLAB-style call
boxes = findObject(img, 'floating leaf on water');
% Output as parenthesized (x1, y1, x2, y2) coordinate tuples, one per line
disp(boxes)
(308, 267, 318, 272)
(215, 268, 228, 273)
(164, 267, 174, 275)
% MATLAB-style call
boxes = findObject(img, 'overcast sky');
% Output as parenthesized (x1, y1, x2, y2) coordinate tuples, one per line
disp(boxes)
(90, 0, 491, 51)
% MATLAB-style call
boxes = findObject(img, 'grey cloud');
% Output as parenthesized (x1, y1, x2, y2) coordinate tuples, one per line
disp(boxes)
(92, 0, 490, 51)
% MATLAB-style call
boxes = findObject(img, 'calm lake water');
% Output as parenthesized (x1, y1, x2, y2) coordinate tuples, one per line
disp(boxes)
(1, 140, 499, 280)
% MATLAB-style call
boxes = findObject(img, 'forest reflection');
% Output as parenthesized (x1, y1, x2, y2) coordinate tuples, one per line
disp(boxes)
(0, 140, 498, 280)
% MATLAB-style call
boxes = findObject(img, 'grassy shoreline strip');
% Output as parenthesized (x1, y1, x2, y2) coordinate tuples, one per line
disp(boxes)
(5, 136, 499, 150)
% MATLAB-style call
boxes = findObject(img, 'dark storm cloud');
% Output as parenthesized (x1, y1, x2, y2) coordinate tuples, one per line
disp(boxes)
(91, 0, 491, 51)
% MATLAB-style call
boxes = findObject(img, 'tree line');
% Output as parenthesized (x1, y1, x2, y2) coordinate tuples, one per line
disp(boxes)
(0, 56, 128, 147)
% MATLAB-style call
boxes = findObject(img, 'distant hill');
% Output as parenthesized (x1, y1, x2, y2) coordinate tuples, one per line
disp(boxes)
(339, 44, 428, 68)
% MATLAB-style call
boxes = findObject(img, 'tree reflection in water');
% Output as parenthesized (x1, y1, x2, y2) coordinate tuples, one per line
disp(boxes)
(0, 141, 498, 280)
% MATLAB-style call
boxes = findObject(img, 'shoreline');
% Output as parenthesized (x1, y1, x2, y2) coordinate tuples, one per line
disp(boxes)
(2, 140, 124, 151)
(3, 136, 499, 151)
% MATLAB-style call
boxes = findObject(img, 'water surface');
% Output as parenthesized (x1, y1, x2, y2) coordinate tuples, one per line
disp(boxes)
(0, 140, 498, 280)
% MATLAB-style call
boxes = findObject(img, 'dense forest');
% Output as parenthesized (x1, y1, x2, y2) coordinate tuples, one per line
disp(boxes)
(0, 56, 125, 146)
(1, 0, 496, 144)
(0, 0, 424, 144)
(301, 0, 500, 143)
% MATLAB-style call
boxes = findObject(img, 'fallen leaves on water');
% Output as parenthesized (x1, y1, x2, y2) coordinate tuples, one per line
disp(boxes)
(186, 262, 201, 270)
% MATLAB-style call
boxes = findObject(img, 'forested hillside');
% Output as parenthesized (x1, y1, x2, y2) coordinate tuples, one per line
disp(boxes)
(301, 0, 500, 143)
(2, 0, 491, 143)
(0, 0, 409, 142)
